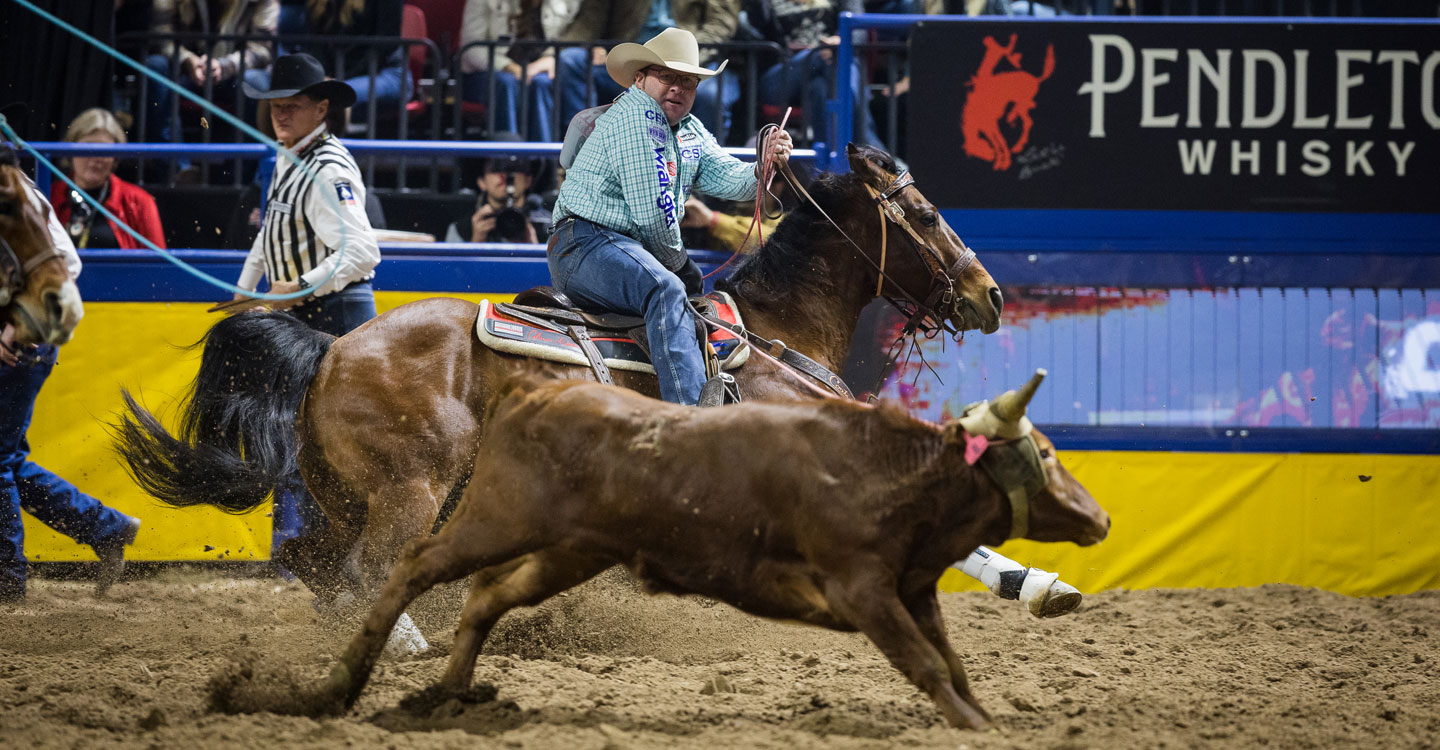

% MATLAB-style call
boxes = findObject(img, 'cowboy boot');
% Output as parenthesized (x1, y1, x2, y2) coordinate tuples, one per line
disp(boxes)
(93, 517, 142, 595)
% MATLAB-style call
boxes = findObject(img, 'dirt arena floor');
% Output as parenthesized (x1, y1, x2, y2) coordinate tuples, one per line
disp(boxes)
(2, 568, 1436, 749)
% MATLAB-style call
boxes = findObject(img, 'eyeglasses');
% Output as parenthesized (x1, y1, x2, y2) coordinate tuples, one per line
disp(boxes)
(645, 68, 701, 91)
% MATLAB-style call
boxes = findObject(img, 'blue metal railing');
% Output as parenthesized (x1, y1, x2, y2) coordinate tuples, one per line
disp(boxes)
(24, 140, 820, 197)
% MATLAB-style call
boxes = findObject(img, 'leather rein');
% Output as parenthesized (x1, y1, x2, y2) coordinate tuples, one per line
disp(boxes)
(773, 160, 978, 340)
(694, 155, 982, 402)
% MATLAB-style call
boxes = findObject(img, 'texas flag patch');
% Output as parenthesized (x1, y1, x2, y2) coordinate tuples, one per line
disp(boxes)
(334, 181, 356, 205)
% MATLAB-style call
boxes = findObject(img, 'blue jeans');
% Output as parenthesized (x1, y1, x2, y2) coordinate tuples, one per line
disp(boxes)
(271, 280, 377, 552)
(556, 49, 736, 142)
(2, 346, 135, 600)
(760, 49, 884, 150)
(143, 53, 269, 143)
(556, 47, 623, 130)
(462, 70, 555, 142)
(287, 280, 378, 337)
(243, 66, 413, 122)
(345, 66, 413, 114)
(690, 65, 740, 144)
(547, 219, 705, 406)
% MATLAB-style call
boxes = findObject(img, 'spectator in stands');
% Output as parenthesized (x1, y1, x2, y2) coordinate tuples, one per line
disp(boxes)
(744, 0, 887, 152)
(143, 0, 279, 143)
(458, 0, 573, 142)
(545, 0, 742, 141)
(2, 144, 142, 604)
(446, 133, 554, 243)
(48, 109, 167, 251)
(275, 0, 412, 118)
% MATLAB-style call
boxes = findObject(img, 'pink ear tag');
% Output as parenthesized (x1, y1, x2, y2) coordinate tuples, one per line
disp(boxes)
(964, 433, 989, 465)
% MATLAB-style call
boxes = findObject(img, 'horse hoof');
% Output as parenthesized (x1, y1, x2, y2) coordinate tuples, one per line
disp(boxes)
(1019, 568, 1082, 618)
(382, 612, 430, 658)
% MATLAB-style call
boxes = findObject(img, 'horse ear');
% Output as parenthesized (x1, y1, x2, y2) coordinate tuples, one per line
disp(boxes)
(846, 142, 890, 186)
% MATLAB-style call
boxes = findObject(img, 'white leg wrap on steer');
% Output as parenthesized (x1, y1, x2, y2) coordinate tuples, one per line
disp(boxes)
(955, 547, 1027, 599)
(381, 612, 430, 658)
(1019, 568, 1083, 618)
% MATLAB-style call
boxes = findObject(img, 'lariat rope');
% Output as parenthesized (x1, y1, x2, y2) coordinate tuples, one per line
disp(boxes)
(703, 108, 790, 280)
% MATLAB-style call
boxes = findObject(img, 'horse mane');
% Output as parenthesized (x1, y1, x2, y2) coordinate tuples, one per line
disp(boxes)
(718, 146, 896, 306)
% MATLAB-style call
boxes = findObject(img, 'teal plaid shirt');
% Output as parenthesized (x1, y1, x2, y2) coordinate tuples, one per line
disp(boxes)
(553, 85, 758, 271)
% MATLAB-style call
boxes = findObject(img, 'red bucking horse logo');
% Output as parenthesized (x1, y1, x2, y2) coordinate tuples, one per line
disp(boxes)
(961, 34, 1055, 171)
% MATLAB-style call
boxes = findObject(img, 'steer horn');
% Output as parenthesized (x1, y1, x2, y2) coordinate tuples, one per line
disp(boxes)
(991, 368, 1046, 424)
(959, 368, 1046, 440)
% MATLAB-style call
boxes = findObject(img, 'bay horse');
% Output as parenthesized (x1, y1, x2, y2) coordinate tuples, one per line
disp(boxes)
(115, 144, 1004, 624)
(0, 151, 84, 352)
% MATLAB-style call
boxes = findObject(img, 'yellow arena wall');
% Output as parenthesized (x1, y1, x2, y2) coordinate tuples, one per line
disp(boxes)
(24, 297, 1440, 597)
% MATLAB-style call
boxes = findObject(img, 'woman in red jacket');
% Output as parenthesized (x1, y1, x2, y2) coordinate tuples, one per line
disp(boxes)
(49, 109, 166, 250)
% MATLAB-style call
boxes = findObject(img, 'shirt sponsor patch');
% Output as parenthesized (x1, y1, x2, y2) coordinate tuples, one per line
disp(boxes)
(647, 124, 667, 144)
(270, 200, 293, 215)
(666, 161, 677, 177)
(653, 148, 670, 188)
(334, 181, 357, 205)
(657, 192, 677, 227)
(679, 146, 702, 161)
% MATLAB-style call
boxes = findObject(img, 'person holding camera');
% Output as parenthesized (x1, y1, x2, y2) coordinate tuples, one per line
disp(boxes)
(446, 133, 553, 244)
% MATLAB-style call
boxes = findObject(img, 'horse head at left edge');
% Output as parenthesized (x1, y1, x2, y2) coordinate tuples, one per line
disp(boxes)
(0, 143, 83, 348)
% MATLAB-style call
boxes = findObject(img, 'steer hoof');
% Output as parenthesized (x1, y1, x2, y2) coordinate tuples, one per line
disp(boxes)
(1019, 568, 1082, 618)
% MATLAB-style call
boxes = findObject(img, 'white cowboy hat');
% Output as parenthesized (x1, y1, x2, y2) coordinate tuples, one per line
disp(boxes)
(605, 28, 728, 89)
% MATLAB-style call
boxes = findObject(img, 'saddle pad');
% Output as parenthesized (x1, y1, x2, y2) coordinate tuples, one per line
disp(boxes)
(474, 291, 750, 376)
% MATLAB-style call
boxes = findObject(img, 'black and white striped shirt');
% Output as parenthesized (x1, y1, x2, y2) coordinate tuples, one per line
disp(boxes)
(238, 124, 380, 295)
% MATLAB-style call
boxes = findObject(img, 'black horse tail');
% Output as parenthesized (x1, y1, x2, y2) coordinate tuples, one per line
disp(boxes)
(114, 311, 335, 513)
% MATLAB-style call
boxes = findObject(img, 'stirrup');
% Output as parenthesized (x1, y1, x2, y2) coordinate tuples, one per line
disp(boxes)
(1018, 568, 1083, 618)
(697, 374, 727, 407)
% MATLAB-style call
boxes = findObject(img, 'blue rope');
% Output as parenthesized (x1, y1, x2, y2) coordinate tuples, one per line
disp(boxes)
(3, 0, 347, 301)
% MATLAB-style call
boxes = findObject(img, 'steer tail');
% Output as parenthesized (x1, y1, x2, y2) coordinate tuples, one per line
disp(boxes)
(114, 311, 334, 513)
(1038, 44, 1056, 83)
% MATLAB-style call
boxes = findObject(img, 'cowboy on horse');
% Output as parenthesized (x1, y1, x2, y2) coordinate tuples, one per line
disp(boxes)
(546, 27, 793, 407)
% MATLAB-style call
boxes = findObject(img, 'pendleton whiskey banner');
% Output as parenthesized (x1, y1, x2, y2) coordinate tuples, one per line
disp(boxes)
(907, 20, 1439, 212)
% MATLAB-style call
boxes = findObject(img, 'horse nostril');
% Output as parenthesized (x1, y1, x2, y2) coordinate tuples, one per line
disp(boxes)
(988, 287, 1004, 316)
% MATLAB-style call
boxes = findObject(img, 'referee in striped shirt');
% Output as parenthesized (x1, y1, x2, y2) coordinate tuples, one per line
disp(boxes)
(235, 53, 381, 336)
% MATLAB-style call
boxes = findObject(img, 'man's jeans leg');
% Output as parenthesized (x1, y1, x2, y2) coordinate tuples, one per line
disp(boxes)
(289, 282, 377, 337)
(556, 47, 594, 127)
(1, 347, 133, 598)
(547, 221, 705, 405)
(556, 49, 621, 129)
(462, 69, 521, 134)
(690, 62, 740, 143)
(143, 54, 179, 143)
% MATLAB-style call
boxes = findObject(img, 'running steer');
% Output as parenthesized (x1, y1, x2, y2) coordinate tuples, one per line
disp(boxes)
(311, 369, 1108, 729)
